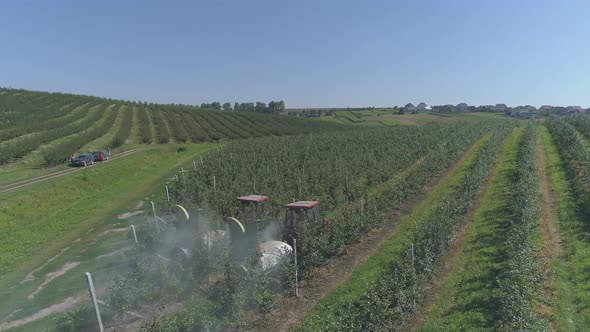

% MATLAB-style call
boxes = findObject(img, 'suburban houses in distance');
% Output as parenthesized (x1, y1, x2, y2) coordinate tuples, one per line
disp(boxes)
(283, 103, 589, 118)
(406, 103, 589, 118)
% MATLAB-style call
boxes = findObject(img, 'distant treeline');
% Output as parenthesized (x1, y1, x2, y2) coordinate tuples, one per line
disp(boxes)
(199, 101, 285, 113)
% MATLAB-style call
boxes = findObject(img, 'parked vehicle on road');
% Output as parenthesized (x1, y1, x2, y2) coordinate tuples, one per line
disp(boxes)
(71, 154, 95, 167)
(92, 151, 108, 162)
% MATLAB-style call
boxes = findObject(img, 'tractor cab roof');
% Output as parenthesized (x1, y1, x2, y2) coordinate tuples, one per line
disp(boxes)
(238, 195, 269, 204)
(285, 201, 319, 210)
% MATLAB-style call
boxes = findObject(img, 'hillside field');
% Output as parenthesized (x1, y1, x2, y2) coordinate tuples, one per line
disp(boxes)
(3, 89, 590, 332)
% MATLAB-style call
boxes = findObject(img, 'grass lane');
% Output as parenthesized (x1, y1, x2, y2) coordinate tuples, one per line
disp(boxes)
(300, 128, 504, 330)
(421, 128, 523, 331)
(539, 125, 590, 329)
(0, 143, 222, 280)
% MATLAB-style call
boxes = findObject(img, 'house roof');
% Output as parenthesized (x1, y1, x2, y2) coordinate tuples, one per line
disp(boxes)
(285, 201, 319, 209)
(238, 195, 269, 203)
(568, 106, 584, 111)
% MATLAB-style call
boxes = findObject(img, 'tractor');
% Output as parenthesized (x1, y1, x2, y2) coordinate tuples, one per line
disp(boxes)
(282, 201, 321, 252)
(225, 195, 273, 263)
(225, 195, 295, 270)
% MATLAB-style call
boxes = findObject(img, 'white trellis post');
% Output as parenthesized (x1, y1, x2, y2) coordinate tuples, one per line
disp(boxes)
(165, 185, 171, 203)
(193, 160, 197, 171)
(360, 199, 364, 239)
(411, 242, 416, 308)
(289, 235, 299, 297)
(130, 225, 138, 243)
(151, 201, 159, 232)
(85, 272, 104, 332)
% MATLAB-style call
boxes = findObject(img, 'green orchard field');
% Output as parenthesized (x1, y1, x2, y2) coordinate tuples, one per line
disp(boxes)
(5, 88, 590, 332)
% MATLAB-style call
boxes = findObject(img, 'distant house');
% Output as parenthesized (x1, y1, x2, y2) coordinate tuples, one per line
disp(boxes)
(431, 104, 456, 113)
(538, 105, 554, 114)
(456, 103, 469, 113)
(492, 104, 508, 112)
(417, 102, 428, 111)
(511, 105, 538, 118)
(566, 106, 584, 115)
(403, 103, 417, 112)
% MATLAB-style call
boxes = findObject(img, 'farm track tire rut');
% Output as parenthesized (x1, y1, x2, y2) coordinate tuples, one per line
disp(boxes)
(537, 130, 561, 330)
(252, 136, 487, 332)
(0, 148, 147, 195)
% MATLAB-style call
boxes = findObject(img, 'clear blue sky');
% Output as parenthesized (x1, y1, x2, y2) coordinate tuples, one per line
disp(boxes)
(2, 0, 589, 108)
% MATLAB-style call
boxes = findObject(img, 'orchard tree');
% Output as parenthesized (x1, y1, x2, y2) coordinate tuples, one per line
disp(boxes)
(244, 103, 255, 112)
(255, 102, 268, 113)
(268, 100, 286, 113)
(200, 102, 221, 110)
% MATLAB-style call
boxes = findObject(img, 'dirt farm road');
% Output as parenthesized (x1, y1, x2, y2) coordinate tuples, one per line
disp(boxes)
(0, 148, 147, 196)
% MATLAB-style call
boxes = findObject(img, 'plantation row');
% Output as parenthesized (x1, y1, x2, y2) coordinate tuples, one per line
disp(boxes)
(0, 88, 345, 165)
(496, 125, 543, 330)
(0, 89, 113, 133)
(169, 121, 502, 216)
(302, 124, 513, 330)
(546, 117, 590, 185)
(168, 121, 521, 282)
(0, 103, 104, 164)
(49, 119, 515, 331)
(544, 117, 590, 327)
(0, 101, 86, 142)
(110, 105, 133, 148)
(42, 105, 121, 165)
(563, 113, 590, 140)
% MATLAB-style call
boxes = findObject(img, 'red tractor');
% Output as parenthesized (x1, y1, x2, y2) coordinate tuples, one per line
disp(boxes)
(282, 201, 321, 249)
(226, 195, 280, 265)
(223, 197, 323, 269)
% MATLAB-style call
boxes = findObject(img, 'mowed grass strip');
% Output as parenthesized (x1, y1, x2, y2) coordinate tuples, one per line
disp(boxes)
(301, 131, 495, 328)
(0, 143, 221, 279)
(421, 128, 523, 331)
(540, 125, 590, 329)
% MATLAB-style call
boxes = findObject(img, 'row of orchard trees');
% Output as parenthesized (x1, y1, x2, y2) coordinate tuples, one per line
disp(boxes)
(48, 119, 515, 331)
(302, 124, 514, 330)
(547, 116, 590, 185)
(199, 100, 285, 113)
(496, 125, 543, 330)
(546, 114, 590, 329)
(152, 119, 515, 330)
(168, 120, 517, 277)
(42, 105, 121, 165)
(0, 87, 339, 165)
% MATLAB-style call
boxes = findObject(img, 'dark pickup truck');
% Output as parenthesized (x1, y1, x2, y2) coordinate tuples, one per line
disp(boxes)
(71, 154, 95, 167)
